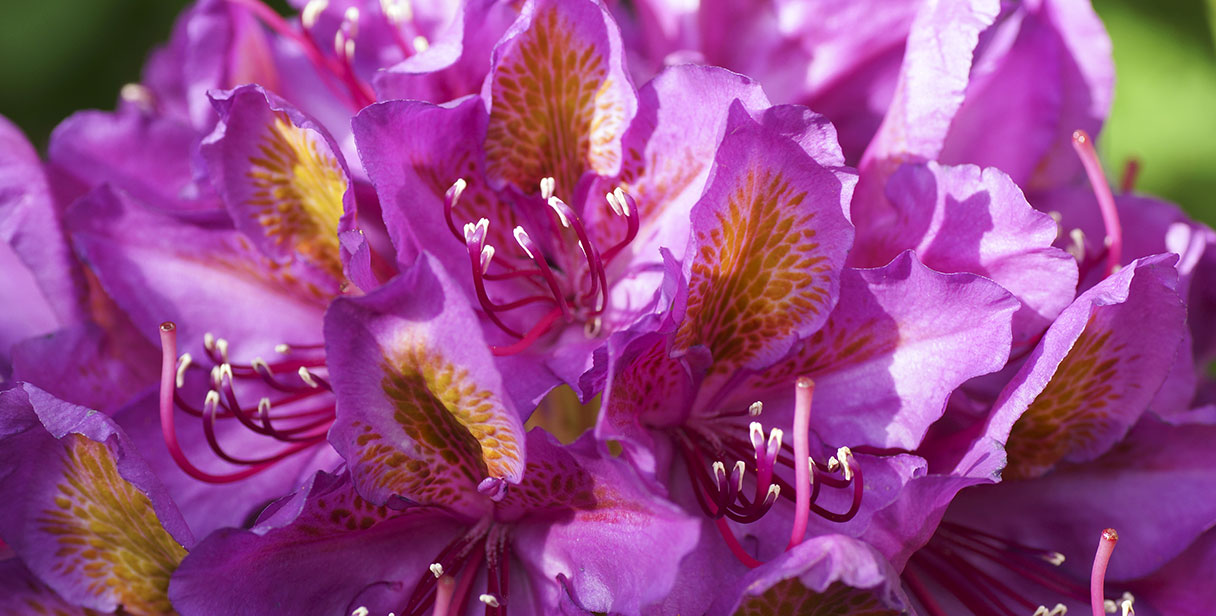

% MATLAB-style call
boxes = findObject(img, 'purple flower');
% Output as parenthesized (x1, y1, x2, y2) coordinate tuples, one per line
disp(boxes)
(168, 258, 699, 615)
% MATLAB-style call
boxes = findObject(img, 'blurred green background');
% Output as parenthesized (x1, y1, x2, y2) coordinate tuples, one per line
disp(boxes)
(0, 0, 1213, 222)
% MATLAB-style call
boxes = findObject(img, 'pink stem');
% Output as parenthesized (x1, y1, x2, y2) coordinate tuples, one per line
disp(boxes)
(1091, 528, 1118, 616)
(787, 377, 814, 549)
(1071, 130, 1123, 277)
(714, 517, 762, 569)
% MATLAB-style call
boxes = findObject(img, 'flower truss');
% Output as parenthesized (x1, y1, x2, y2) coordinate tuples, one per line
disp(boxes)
(1, 0, 1214, 614)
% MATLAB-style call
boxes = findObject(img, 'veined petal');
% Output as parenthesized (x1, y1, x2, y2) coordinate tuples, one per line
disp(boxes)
(966, 254, 1186, 480)
(0, 384, 191, 615)
(675, 102, 854, 378)
(741, 252, 1017, 450)
(483, 0, 637, 193)
(203, 85, 354, 285)
(67, 186, 327, 357)
(612, 64, 771, 263)
(327, 256, 525, 513)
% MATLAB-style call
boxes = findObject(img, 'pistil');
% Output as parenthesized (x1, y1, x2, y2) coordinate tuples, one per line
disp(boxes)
(1071, 130, 1123, 277)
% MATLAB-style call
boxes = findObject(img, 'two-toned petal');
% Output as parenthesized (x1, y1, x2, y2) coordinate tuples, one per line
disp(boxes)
(0, 384, 192, 615)
(326, 256, 526, 513)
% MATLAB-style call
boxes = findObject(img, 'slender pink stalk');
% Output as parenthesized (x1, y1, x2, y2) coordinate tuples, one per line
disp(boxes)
(787, 377, 815, 549)
(714, 517, 762, 569)
(432, 576, 455, 616)
(1071, 130, 1123, 277)
(1090, 528, 1118, 616)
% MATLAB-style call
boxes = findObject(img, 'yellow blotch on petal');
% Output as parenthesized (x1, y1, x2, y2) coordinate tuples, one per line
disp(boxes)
(1005, 324, 1125, 480)
(734, 579, 900, 616)
(36, 436, 187, 616)
(246, 116, 347, 280)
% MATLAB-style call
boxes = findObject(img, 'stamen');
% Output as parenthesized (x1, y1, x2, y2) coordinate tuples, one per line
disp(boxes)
(432, 576, 455, 616)
(1120, 158, 1140, 194)
(787, 377, 815, 549)
(1071, 130, 1123, 277)
(1066, 228, 1087, 262)
(429, 563, 444, 578)
(301, 0, 327, 29)
(120, 83, 156, 113)
(478, 594, 499, 607)
(443, 179, 468, 241)
(275, 343, 291, 354)
(411, 35, 428, 54)
(713, 517, 762, 569)
(1090, 529, 1118, 616)
(748, 401, 763, 416)
(352, 607, 369, 616)
(539, 177, 555, 201)
(1034, 604, 1067, 615)
(380, 0, 411, 23)
(175, 353, 192, 388)
(298, 366, 321, 388)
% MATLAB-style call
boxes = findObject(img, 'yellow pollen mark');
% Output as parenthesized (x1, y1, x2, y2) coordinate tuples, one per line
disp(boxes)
(1005, 323, 1124, 480)
(677, 167, 829, 373)
(36, 436, 186, 616)
(246, 116, 347, 280)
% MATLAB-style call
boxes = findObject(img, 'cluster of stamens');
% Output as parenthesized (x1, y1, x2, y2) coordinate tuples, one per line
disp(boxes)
(158, 322, 335, 483)
(903, 524, 1135, 616)
(386, 519, 513, 616)
(674, 378, 864, 567)
(445, 178, 640, 355)
(227, 0, 433, 111)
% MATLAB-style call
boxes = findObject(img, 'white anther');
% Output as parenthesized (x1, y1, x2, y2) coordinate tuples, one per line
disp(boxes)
(464, 218, 489, 244)
(547, 197, 572, 228)
(733, 460, 746, 492)
(478, 594, 500, 608)
(1105, 599, 1117, 613)
(302, 0, 328, 29)
(836, 446, 854, 481)
(767, 428, 783, 454)
(216, 338, 230, 363)
(1043, 551, 1065, 566)
(480, 245, 496, 275)
(209, 365, 222, 388)
(1034, 605, 1066, 616)
(299, 367, 320, 388)
(218, 363, 234, 384)
(612, 187, 631, 216)
(1120, 593, 1135, 616)
(513, 226, 535, 259)
(274, 343, 291, 354)
(429, 562, 444, 578)
(448, 178, 467, 205)
(380, 0, 410, 23)
(827, 456, 839, 472)
(175, 353, 192, 389)
(749, 421, 764, 449)
(606, 191, 623, 216)
(204, 389, 221, 408)
(584, 316, 602, 339)
(251, 357, 271, 375)
(539, 177, 556, 201)
(712, 461, 726, 485)
(807, 458, 816, 483)
(412, 35, 429, 53)
(1067, 228, 1086, 262)
(344, 38, 357, 63)
(120, 83, 155, 112)
(748, 401, 763, 416)
(258, 397, 272, 414)
(1047, 210, 1063, 225)
(343, 7, 360, 36)
(204, 332, 216, 350)
(764, 484, 780, 504)
(351, 606, 369, 616)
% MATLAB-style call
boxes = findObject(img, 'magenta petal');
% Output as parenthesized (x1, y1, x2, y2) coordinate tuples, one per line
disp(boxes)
(964, 254, 1187, 479)
(0, 384, 191, 614)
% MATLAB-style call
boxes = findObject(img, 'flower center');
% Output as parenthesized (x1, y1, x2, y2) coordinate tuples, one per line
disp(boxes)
(158, 321, 335, 483)
(445, 179, 640, 355)
(396, 519, 514, 616)
(903, 524, 1136, 616)
(671, 379, 863, 567)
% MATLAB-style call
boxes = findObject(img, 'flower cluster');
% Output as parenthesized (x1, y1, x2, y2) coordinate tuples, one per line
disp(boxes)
(2, 0, 1214, 614)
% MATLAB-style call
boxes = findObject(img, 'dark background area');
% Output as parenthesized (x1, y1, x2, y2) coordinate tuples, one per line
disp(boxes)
(1, 0, 1213, 222)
